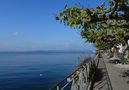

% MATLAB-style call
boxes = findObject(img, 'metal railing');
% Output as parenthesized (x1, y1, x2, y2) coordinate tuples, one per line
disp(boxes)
(50, 54, 99, 90)
(50, 66, 80, 90)
(50, 52, 114, 90)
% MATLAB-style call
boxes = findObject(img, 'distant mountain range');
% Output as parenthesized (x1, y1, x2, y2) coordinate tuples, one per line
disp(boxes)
(0, 50, 95, 54)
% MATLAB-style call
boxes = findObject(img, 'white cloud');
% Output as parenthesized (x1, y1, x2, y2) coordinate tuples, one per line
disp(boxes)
(12, 32, 23, 36)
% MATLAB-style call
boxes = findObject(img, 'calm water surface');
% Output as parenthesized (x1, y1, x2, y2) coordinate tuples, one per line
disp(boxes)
(0, 51, 93, 90)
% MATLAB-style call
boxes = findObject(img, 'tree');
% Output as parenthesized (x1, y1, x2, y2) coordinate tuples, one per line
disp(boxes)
(56, 0, 129, 63)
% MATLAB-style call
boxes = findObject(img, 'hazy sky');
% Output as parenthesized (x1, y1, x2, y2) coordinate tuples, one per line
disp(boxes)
(0, 0, 105, 51)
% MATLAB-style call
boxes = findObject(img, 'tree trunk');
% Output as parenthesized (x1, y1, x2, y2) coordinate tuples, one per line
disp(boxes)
(120, 44, 125, 64)
(123, 41, 129, 64)
(112, 46, 119, 59)
(109, 49, 113, 58)
(107, 49, 113, 58)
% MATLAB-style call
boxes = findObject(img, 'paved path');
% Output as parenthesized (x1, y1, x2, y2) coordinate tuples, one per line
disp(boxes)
(102, 54, 129, 90)
(93, 55, 109, 90)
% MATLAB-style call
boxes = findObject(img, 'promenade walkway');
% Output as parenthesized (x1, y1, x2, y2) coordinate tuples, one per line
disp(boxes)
(51, 53, 129, 90)
(102, 54, 129, 90)
(93, 54, 110, 90)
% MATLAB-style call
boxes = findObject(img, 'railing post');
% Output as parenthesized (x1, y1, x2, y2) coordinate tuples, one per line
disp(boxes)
(57, 86, 59, 90)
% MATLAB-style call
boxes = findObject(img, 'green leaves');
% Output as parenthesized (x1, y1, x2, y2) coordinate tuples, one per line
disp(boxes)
(55, 16, 59, 20)
(80, 9, 87, 17)
(101, 2, 105, 8)
(64, 4, 67, 9)
(56, 0, 129, 50)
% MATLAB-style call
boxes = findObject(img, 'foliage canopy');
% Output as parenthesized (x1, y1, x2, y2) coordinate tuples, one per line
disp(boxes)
(56, 0, 129, 50)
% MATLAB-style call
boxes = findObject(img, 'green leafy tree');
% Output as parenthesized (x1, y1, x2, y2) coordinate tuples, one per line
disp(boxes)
(56, 0, 129, 62)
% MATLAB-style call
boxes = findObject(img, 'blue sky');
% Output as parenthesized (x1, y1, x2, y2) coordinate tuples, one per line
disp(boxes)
(0, 0, 105, 51)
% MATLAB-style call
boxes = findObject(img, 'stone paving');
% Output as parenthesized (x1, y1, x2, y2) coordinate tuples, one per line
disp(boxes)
(103, 54, 129, 90)
(93, 54, 109, 90)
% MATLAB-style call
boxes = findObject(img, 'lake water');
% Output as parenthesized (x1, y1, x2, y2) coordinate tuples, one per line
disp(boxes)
(0, 51, 93, 90)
